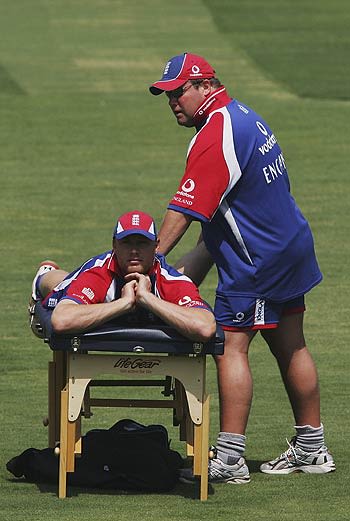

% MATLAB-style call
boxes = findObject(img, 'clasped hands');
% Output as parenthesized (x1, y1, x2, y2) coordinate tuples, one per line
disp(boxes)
(121, 272, 153, 311)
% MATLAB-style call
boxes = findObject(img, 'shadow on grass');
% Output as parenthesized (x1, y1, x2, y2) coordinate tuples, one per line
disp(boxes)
(0, 65, 26, 95)
(7, 477, 215, 500)
(247, 459, 266, 474)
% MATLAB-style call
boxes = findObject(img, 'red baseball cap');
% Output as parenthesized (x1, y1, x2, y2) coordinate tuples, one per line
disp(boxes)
(113, 211, 157, 241)
(149, 52, 216, 95)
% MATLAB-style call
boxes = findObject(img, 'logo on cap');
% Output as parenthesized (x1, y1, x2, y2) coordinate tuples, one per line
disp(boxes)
(150, 52, 216, 95)
(163, 61, 171, 76)
(131, 214, 140, 226)
(114, 210, 157, 241)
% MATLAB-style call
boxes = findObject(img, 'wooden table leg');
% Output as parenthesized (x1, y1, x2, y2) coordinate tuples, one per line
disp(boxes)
(199, 394, 210, 501)
(58, 386, 68, 498)
(48, 360, 56, 448)
(192, 394, 209, 500)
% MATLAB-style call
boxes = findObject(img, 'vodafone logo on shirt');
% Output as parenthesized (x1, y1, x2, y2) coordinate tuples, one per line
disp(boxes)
(174, 178, 196, 206)
(181, 179, 195, 193)
(178, 296, 206, 308)
(178, 296, 192, 306)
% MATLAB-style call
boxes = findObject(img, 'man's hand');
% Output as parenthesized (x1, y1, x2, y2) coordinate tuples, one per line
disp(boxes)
(124, 270, 216, 342)
(121, 279, 138, 310)
(124, 273, 151, 306)
(51, 279, 139, 334)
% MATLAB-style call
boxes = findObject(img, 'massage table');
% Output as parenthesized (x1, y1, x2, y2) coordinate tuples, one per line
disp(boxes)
(35, 302, 224, 500)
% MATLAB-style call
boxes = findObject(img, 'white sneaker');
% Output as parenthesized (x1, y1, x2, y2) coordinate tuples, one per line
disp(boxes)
(179, 456, 250, 485)
(31, 260, 60, 301)
(260, 437, 336, 475)
(28, 261, 59, 338)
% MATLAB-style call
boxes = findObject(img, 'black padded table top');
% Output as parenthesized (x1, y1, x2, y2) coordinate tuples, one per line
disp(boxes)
(36, 303, 224, 355)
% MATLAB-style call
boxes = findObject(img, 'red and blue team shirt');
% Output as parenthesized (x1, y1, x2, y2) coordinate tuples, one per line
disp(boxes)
(168, 88, 322, 302)
(42, 251, 210, 325)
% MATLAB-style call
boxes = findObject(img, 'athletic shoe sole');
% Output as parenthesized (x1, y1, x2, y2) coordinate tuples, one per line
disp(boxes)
(260, 460, 336, 475)
(179, 473, 250, 485)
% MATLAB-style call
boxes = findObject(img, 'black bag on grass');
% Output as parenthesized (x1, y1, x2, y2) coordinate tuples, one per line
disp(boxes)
(6, 419, 183, 492)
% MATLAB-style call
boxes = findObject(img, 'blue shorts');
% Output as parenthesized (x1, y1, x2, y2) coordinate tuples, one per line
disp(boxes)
(214, 295, 305, 331)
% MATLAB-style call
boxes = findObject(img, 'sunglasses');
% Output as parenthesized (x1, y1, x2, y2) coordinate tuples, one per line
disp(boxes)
(165, 83, 194, 100)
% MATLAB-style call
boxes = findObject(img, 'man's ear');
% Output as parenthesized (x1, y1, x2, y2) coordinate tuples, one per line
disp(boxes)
(155, 238, 160, 253)
(202, 79, 212, 96)
(112, 238, 118, 251)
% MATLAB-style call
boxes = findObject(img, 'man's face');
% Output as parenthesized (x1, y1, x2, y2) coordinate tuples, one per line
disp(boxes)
(166, 81, 208, 127)
(113, 235, 158, 275)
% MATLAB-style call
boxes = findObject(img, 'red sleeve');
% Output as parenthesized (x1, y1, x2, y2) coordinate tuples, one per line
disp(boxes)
(169, 112, 230, 221)
(64, 269, 110, 305)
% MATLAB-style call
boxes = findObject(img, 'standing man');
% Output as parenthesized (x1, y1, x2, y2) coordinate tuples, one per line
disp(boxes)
(149, 53, 335, 483)
(29, 210, 216, 342)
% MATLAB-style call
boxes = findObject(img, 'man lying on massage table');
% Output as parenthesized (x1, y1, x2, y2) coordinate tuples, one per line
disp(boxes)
(28, 210, 216, 342)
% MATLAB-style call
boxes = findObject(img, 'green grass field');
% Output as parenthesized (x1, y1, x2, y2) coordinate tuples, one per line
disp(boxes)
(1, 1, 349, 520)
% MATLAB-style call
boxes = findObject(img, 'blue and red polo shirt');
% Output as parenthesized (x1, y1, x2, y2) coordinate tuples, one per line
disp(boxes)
(168, 88, 322, 302)
(42, 251, 210, 325)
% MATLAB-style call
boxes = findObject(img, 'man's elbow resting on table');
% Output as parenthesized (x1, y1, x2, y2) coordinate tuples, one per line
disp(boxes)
(51, 314, 76, 335)
(51, 301, 82, 334)
(189, 311, 217, 343)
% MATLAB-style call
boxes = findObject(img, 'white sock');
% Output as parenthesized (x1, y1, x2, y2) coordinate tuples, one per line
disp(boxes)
(294, 423, 324, 452)
(216, 432, 246, 464)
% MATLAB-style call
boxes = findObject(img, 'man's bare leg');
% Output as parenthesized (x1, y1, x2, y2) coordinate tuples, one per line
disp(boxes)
(215, 329, 257, 434)
(261, 312, 320, 426)
(39, 270, 68, 298)
(259, 312, 335, 474)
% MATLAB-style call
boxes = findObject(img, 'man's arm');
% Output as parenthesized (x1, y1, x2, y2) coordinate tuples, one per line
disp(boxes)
(51, 280, 137, 334)
(158, 210, 214, 286)
(126, 272, 216, 342)
(174, 234, 214, 286)
(157, 209, 192, 255)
